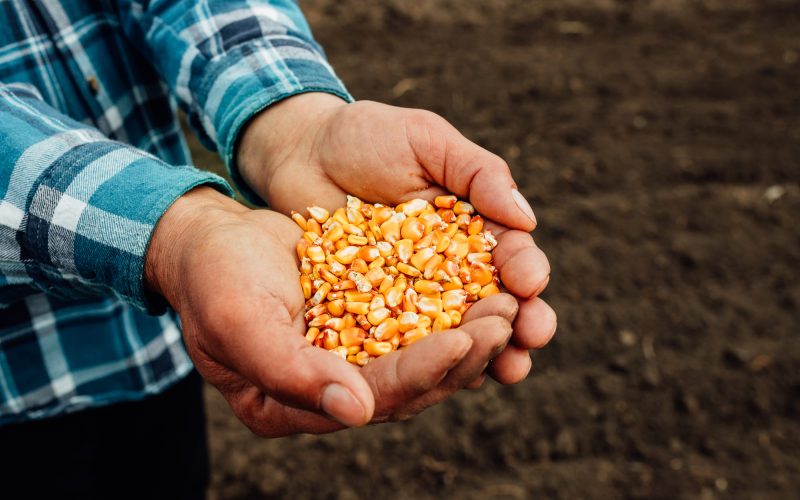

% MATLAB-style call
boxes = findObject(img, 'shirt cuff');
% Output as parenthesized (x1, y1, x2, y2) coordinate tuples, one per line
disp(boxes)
(197, 38, 354, 206)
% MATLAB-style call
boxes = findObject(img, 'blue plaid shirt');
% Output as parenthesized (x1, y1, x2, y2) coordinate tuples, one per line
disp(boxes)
(0, 0, 350, 425)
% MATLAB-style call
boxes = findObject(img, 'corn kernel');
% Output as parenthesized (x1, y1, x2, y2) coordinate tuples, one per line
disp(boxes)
(434, 195, 457, 209)
(340, 327, 366, 347)
(291, 211, 308, 230)
(308, 206, 330, 224)
(363, 339, 393, 356)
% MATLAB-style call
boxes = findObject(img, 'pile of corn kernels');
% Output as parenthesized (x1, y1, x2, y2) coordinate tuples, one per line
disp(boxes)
(294, 195, 500, 366)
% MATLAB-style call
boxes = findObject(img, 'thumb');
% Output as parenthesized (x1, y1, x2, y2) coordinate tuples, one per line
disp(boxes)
(207, 296, 375, 427)
(409, 111, 537, 232)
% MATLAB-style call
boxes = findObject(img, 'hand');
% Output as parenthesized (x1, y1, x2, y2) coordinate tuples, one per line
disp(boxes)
(144, 187, 526, 436)
(238, 93, 556, 386)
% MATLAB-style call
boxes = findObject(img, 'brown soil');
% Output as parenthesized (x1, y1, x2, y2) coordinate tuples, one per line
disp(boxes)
(189, 1, 800, 498)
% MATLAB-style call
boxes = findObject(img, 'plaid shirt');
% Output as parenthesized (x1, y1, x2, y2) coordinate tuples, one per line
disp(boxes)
(0, 0, 350, 425)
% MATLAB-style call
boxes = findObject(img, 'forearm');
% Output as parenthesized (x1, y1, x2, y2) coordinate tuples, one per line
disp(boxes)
(0, 83, 232, 311)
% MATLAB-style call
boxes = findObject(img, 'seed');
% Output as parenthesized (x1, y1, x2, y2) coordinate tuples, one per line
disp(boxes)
(348, 234, 368, 246)
(467, 252, 492, 264)
(320, 268, 339, 285)
(433, 232, 451, 254)
(355, 314, 372, 330)
(367, 307, 391, 325)
(438, 208, 456, 223)
(363, 339, 393, 356)
(311, 282, 332, 306)
(331, 207, 348, 226)
(306, 219, 322, 235)
(414, 280, 443, 295)
(410, 247, 436, 271)
(417, 297, 443, 317)
(347, 345, 362, 356)
(322, 329, 340, 350)
(453, 201, 474, 215)
(398, 312, 419, 332)
(331, 346, 348, 359)
(374, 318, 400, 341)
(379, 218, 401, 243)
(396, 262, 421, 277)
(334, 246, 359, 264)
(403, 288, 419, 313)
(464, 282, 482, 296)
(325, 317, 346, 331)
(479, 283, 501, 298)
(305, 327, 320, 343)
(394, 239, 413, 262)
(357, 245, 380, 262)
(423, 254, 443, 280)
(470, 262, 494, 286)
(413, 233, 433, 250)
(370, 295, 386, 311)
(400, 328, 428, 346)
(364, 267, 387, 287)
(401, 198, 428, 217)
(384, 287, 403, 308)
(434, 195, 457, 208)
(333, 280, 356, 291)
(348, 271, 373, 293)
(350, 258, 369, 274)
(300, 275, 312, 299)
(432, 312, 452, 332)
(355, 350, 371, 366)
(468, 215, 484, 235)
(322, 221, 344, 242)
(378, 275, 395, 294)
(345, 302, 370, 315)
(308, 206, 330, 224)
(340, 327, 366, 347)
(376, 241, 393, 257)
(309, 314, 331, 328)
(455, 213, 471, 229)
(446, 310, 462, 327)
(344, 291, 372, 302)
(291, 211, 308, 230)
(442, 289, 467, 310)
(327, 299, 345, 317)
(468, 234, 490, 253)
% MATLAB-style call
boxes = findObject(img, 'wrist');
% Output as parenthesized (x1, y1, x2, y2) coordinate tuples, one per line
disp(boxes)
(236, 92, 347, 201)
(145, 186, 246, 309)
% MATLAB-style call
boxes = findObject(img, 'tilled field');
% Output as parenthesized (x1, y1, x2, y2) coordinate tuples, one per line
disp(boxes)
(189, 1, 800, 498)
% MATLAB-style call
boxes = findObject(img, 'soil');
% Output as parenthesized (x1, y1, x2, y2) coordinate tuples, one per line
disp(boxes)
(187, 1, 800, 498)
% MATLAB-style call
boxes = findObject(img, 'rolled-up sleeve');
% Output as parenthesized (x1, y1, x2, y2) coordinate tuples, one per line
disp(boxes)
(117, 0, 353, 204)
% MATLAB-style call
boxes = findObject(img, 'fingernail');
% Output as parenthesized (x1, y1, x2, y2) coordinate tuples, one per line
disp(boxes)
(512, 189, 537, 228)
(321, 383, 367, 427)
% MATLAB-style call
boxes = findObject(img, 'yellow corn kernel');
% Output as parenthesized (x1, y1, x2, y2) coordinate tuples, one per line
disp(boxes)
(410, 248, 436, 271)
(384, 287, 403, 308)
(379, 218, 401, 243)
(346, 354, 358, 364)
(470, 262, 494, 286)
(344, 291, 372, 303)
(326, 298, 345, 317)
(296, 239, 310, 261)
(327, 290, 344, 301)
(378, 275, 395, 294)
(414, 280, 443, 295)
(345, 302, 370, 315)
(434, 195, 457, 209)
(413, 232, 433, 250)
(372, 206, 394, 225)
(322, 222, 344, 242)
(423, 254, 443, 280)
(333, 279, 356, 291)
(468, 234, 490, 253)
(374, 318, 400, 341)
(346, 204, 365, 226)
(335, 239, 349, 251)
(325, 317, 346, 331)
(467, 215, 484, 235)
(355, 314, 371, 330)
(442, 289, 467, 310)
(453, 201, 474, 215)
(446, 309, 462, 327)
(479, 283, 501, 298)
(403, 288, 419, 313)
(347, 234, 368, 246)
(364, 267, 387, 287)
(398, 312, 419, 332)
(330, 261, 347, 277)
(300, 257, 313, 276)
(305, 327, 320, 343)
(467, 252, 492, 264)
(464, 282, 482, 296)
(433, 232, 451, 254)
(350, 258, 369, 274)
(347, 345, 362, 356)
(291, 211, 307, 230)
(376, 241, 393, 257)
(442, 276, 463, 291)
(400, 216, 424, 242)
(304, 303, 327, 321)
(334, 246, 359, 264)
(417, 297, 443, 318)
(310, 282, 332, 306)
(331, 207, 348, 226)
(370, 295, 386, 311)
(306, 219, 322, 236)
(319, 268, 339, 285)
(322, 329, 340, 350)
(417, 315, 432, 329)
(456, 213, 471, 229)
(367, 307, 391, 325)
(343, 313, 357, 329)
(400, 328, 428, 346)
(396, 262, 421, 277)
(357, 245, 380, 262)
(363, 339, 393, 356)
(300, 275, 312, 299)
(394, 239, 413, 263)
(355, 350, 371, 366)
(394, 275, 408, 291)
(307, 206, 330, 224)
(438, 208, 456, 223)
(343, 223, 363, 236)
(432, 312, 452, 332)
(401, 198, 428, 217)
(419, 212, 442, 234)
(445, 235, 469, 259)
(339, 327, 366, 347)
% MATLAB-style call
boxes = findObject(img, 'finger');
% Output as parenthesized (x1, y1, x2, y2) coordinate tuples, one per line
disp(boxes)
(359, 330, 473, 421)
(465, 374, 486, 390)
(487, 346, 532, 384)
(513, 297, 558, 350)
(461, 292, 519, 324)
(491, 230, 551, 299)
(401, 315, 513, 414)
(410, 112, 537, 232)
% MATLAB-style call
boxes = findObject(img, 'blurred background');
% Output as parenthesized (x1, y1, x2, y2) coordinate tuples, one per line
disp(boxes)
(185, 0, 800, 498)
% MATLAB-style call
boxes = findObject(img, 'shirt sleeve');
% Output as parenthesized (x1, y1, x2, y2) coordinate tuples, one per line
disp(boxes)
(116, 0, 354, 205)
(0, 83, 233, 312)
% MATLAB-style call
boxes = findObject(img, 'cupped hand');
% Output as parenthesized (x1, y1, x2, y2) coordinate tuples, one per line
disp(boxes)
(238, 93, 557, 387)
(144, 187, 525, 436)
